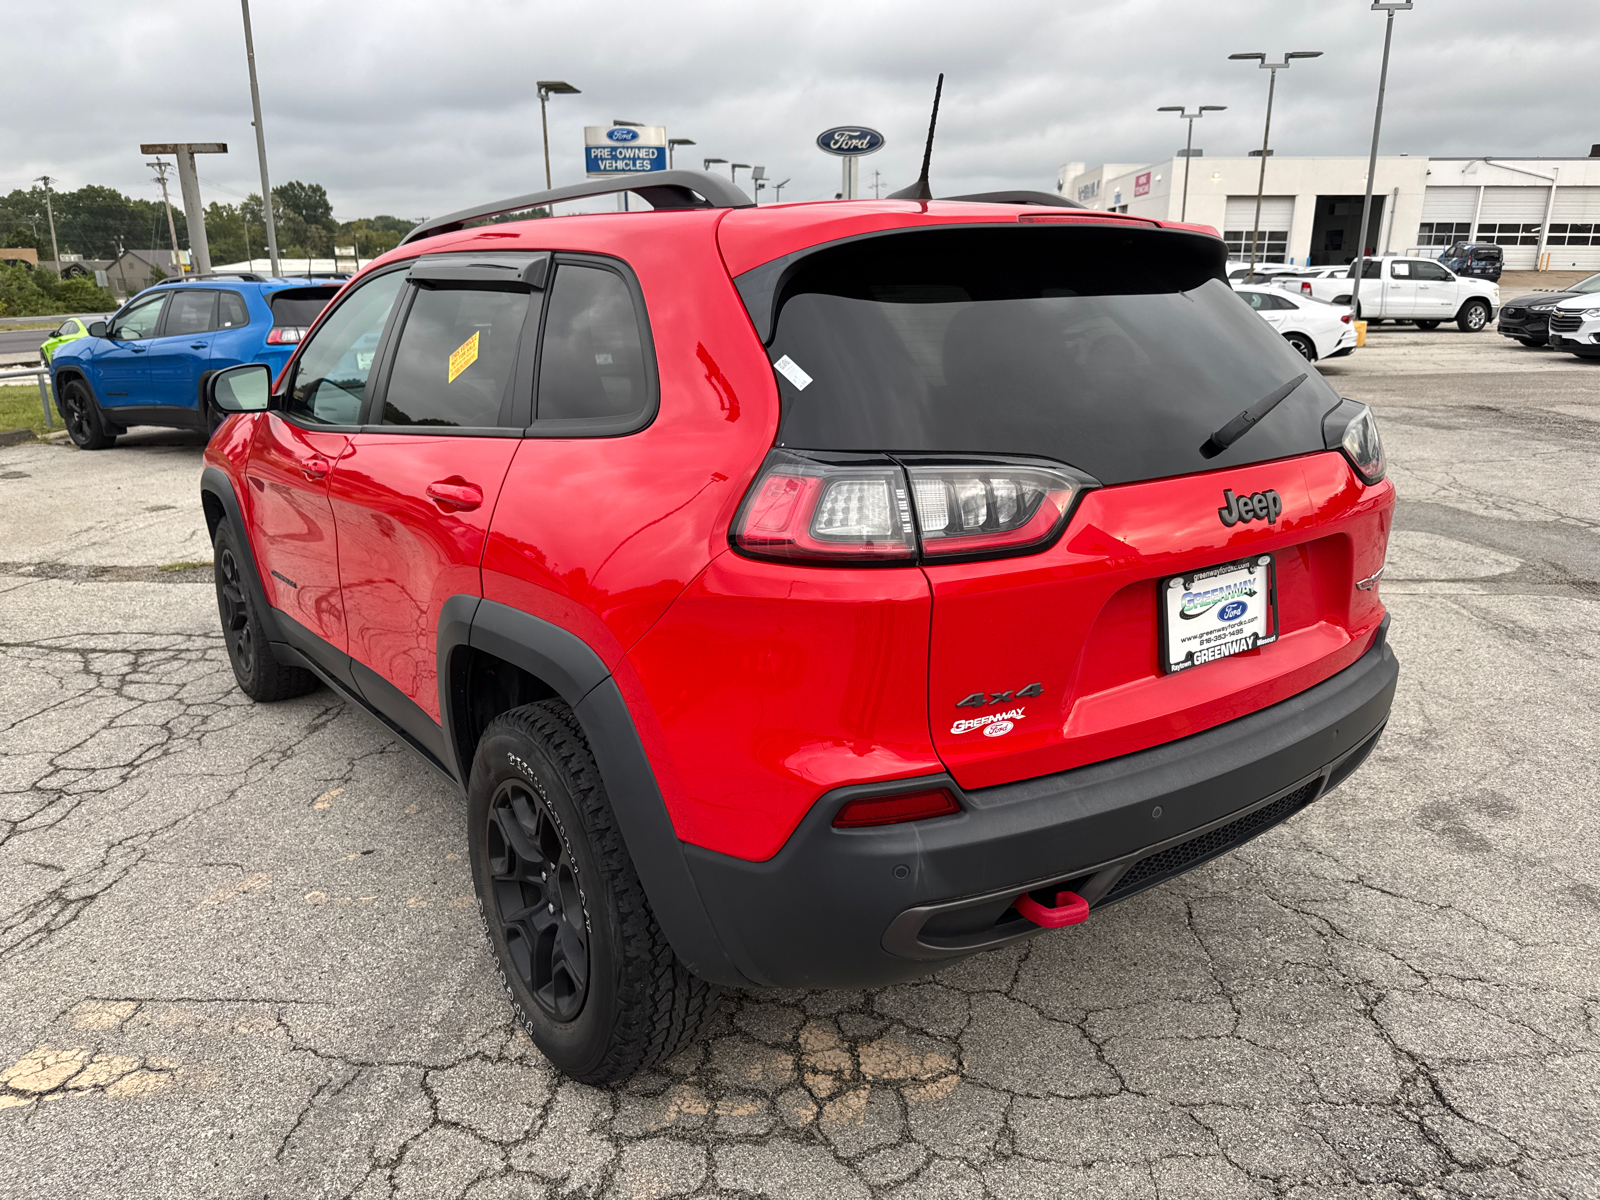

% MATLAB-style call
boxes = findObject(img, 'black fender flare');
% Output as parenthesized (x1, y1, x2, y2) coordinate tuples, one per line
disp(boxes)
(440, 598, 749, 986)
(199, 465, 284, 646)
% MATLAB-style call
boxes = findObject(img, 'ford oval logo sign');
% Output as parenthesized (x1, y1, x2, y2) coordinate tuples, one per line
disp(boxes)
(1218, 600, 1249, 622)
(606, 127, 639, 143)
(816, 126, 886, 157)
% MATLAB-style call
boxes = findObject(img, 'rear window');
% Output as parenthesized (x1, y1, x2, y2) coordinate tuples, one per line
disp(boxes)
(746, 227, 1339, 487)
(269, 287, 339, 328)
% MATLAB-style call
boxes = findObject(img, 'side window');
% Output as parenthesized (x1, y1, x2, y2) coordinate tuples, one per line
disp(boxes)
(1347, 261, 1382, 279)
(286, 270, 406, 425)
(380, 285, 531, 428)
(110, 294, 166, 341)
(217, 291, 251, 329)
(1242, 291, 1268, 311)
(1389, 261, 1412, 278)
(1412, 261, 1452, 282)
(1266, 293, 1297, 310)
(164, 290, 218, 337)
(537, 264, 650, 423)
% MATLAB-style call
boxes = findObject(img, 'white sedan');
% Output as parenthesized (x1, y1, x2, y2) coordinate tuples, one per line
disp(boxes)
(1235, 285, 1358, 362)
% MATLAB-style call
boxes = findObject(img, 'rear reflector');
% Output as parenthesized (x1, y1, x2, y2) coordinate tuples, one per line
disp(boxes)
(832, 787, 960, 828)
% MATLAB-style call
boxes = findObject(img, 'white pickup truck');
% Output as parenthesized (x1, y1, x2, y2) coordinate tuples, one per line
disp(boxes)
(1275, 256, 1500, 332)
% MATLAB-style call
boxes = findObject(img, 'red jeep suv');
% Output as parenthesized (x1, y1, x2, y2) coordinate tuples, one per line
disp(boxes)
(201, 172, 1398, 1083)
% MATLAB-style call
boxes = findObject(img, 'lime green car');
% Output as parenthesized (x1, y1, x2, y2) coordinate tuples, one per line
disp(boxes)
(41, 317, 90, 363)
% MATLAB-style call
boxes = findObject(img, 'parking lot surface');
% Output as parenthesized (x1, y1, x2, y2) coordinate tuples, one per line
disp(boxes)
(1, 328, 1597, 1199)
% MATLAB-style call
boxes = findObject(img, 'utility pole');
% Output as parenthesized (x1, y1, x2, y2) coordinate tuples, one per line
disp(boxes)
(146, 160, 182, 276)
(872, 169, 883, 198)
(35, 176, 61, 276)
(239, 1, 281, 275)
(1351, 2, 1412, 322)
(1230, 51, 1321, 276)
(1156, 106, 1226, 222)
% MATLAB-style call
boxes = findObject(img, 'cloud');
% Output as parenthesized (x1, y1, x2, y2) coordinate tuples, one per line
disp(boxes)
(4, 0, 1597, 222)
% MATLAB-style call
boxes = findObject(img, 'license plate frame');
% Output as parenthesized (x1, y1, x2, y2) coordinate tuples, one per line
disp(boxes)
(1159, 554, 1279, 675)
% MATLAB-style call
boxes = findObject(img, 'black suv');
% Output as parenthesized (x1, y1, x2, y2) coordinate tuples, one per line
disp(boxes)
(1498, 271, 1600, 347)
(1439, 243, 1503, 282)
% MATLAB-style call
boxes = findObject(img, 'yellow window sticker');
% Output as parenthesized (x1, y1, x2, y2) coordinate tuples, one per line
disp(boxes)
(447, 331, 480, 383)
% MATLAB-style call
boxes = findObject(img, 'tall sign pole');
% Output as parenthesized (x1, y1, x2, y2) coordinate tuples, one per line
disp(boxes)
(139, 143, 227, 276)
(816, 126, 886, 200)
(240, 0, 281, 276)
(1351, 3, 1411, 322)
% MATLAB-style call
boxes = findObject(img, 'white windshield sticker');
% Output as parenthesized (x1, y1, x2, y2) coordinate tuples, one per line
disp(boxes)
(773, 354, 813, 391)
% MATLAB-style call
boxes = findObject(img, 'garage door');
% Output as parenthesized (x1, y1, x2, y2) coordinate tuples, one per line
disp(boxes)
(1548, 187, 1600, 270)
(1417, 187, 1476, 248)
(1475, 186, 1552, 268)
(1223, 196, 1294, 262)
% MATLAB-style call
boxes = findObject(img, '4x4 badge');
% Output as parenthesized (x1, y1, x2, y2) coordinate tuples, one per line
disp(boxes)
(955, 682, 1043, 709)
(1218, 488, 1282, 528)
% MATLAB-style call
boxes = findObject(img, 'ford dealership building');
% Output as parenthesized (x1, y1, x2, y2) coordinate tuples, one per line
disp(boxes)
(1058, 152, 1600, 271)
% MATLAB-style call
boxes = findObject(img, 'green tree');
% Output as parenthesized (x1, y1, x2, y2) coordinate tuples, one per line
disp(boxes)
(0, 261, 115, 317)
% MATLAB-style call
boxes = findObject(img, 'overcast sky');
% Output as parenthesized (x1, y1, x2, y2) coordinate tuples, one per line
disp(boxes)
(6, 0, 1599, 223)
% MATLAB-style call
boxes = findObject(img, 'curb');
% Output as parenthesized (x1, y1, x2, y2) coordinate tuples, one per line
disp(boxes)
(0, 428, 38, 447)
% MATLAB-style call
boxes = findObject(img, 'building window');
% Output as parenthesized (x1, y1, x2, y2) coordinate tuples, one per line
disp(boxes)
(1222, 230, 1288, 263)
(1548, 224, 1595, 246)
(1475, 223, 1543, 246)
(1416, 222, 1470, 247)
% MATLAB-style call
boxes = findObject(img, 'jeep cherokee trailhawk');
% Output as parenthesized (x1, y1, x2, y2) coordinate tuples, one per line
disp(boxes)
(200, 171, 1398, 1082)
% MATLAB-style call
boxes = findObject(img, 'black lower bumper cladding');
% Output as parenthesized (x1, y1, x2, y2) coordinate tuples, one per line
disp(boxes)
(684, 619, 1399, 989)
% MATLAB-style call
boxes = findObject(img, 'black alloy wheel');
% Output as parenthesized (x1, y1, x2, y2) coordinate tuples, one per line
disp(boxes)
(210, 520, 320, 702)
(467, 701, 719, 1083)
(60, 379, 115, 449)
(485, 778, 590, 1021)
(216, 543, 256, 678)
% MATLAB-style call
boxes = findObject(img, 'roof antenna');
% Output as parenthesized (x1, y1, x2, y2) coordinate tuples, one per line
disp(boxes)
(889, 73, 943, 201)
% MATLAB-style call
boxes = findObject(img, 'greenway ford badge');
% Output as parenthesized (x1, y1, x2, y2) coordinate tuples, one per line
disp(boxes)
(1160, 555, 1278, 674)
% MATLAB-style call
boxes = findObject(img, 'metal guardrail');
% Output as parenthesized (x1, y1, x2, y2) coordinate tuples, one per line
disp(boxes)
(0, 366, 55, 430)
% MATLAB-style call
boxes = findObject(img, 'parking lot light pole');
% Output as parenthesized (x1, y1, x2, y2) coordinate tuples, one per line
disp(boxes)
(240, 0, 281, 277)
(703, 157, 727, 173)
(536, 81, 581, 190)
(1352, 2, 1412, 324)
(667, 138, 695, 169)
(1156, 105, 1226, 222)
(1230, 51, 1321, 277)
(772, 178, 790, 203)
(731, 163, 750, 185)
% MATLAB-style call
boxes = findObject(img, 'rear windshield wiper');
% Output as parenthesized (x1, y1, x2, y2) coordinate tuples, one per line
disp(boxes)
(1200, 372, 1308, 459)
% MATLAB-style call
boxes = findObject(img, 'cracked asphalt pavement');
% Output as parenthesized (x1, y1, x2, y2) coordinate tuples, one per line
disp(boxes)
(2, 330, 1598, 1199)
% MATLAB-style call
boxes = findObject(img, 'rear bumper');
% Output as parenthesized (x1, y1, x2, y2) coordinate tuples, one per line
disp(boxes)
(683, 619, 1398, 989)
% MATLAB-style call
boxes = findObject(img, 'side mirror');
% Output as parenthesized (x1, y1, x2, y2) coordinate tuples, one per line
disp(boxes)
(87, 321, 108, 338)
(207, 362, 273, 414)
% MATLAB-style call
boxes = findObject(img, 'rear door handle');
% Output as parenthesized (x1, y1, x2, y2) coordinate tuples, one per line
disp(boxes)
(300, 456, 330, 481)
(130, 346, 147, 353)
(426, 479, 483, 512)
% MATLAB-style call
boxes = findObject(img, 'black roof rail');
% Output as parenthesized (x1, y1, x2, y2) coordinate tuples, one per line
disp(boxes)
(401, 170, 755, 246)
(938, 190, 1086, 209)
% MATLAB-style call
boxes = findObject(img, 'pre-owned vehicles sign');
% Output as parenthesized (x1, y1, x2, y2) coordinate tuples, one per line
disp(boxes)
(585, 125, 668, 175)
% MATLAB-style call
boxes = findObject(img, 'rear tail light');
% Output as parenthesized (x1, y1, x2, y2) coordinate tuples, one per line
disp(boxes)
(732, 451, 915, 564)
(266, 326, 305, 344)
(732, 451, 1091, 566)
(832, 787, 960, 828)
(1323, 399, 1385, 484)
(1300, 282, 1312, 296)
(1340, 313, 1352, 324)
(904, 461, 1083, 559)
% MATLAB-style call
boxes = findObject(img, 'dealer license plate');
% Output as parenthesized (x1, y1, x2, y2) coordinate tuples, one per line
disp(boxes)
(1160, 555, 1279, 674)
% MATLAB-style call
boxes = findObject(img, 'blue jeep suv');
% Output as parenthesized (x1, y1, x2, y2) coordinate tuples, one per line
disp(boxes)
(50, 277, 339, 449)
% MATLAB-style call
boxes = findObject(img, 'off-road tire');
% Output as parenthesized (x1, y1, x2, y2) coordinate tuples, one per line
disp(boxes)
(1284, 333, 1316, 362)
(1457, 300, 1490, 333)
(1415, 320, 1441, 330)
(468, 700, 719, 1083)
(212, 521, 320, 701)
(59, 378, 116, 449)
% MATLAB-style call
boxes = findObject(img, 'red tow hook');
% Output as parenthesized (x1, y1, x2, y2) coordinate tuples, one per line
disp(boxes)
(1015, 889, 1090, 928)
